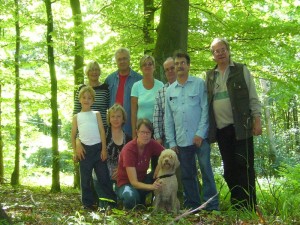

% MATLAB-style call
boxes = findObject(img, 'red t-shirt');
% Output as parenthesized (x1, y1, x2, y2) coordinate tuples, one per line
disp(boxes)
(115, 74, 129, 106)
(117, 139, 164, 187)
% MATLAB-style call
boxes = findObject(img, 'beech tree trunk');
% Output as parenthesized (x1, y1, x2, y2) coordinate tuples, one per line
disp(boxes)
(45, 0, 61, 193)
(11, 0, 21, 186)
(70, 0, 84, 189)
(0, 84, 3, 184)
(143, 0, 155, 54)
(260, 79, 276, 165)
(153, 0, 189, 81)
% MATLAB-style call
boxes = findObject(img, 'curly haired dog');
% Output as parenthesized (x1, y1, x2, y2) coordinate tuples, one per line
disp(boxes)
(153, 149, 180, 214)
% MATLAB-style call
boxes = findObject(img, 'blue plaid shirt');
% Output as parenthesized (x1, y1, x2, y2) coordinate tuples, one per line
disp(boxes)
(153, 83, 170, 140)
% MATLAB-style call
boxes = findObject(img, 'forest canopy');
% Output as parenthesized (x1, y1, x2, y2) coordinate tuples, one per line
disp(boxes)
(0, 0, 299, 224)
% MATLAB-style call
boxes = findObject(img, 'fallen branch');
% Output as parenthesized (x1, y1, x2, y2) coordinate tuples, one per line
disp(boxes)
(169, 193, 218, 224)
(30, 194, 37, 207)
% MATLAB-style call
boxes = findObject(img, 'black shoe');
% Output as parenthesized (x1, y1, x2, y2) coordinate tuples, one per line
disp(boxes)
(83, 205, 98, 211)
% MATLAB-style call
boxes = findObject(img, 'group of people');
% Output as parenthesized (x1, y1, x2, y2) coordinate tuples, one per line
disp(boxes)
(71, 38, 262, 213)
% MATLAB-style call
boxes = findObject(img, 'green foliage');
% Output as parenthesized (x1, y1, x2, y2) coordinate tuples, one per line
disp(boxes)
(3, 175, 300, 224)
(25, 148, 73, 173)
(0, 0, 299, 218)
(256, 164, 300, 224)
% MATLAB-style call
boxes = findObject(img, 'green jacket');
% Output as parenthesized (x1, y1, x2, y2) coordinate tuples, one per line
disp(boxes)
(206, 62, 253, 143)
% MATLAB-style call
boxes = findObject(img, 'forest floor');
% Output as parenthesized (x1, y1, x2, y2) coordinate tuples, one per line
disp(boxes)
(0, 184, 282, 225)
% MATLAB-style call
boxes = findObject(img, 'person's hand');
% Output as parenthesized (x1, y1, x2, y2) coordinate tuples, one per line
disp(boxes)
(73, 155, 79, 163)
(253, 117, 262, 136)
(155, 138, 163, 145)
(152, 178, 162, 190)
(111, 168, 118, 181)
(193, 135, 203, 148)
(101, 149, 108, 161)
(171, 146, 178, 154)
(76, 141, 86, 161)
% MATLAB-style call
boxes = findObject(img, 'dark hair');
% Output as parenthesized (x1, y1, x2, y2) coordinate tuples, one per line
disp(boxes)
(173, 50, 190, 65)
(136, 118, 153, 133)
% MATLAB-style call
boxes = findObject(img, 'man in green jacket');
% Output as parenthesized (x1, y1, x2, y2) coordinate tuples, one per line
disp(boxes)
(206, 38, 262, 210)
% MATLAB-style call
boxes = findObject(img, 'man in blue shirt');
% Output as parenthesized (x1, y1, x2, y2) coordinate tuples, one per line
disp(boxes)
(105, 48, 142, 136)
(165, 51, 219, 211)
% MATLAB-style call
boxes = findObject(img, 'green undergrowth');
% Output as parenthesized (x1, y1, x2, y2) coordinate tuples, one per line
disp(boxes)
(1, 164, 299, 224)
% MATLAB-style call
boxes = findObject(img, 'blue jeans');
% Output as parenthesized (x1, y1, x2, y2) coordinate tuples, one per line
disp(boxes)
(178, 145, 201, 209)
(195, 139, 219, 210)
(79, 143, 116, 207)
(117, 172, 154, 209)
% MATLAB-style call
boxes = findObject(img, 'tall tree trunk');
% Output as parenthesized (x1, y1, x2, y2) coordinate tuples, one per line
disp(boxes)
(45, 0, 60, 193)
(143, 0, 155, 54)
(70, 0, 84, 189)
(153, 0, 189, 81)
(292, 95, 299, 152)
(260, 79, 276, 166)
(0, 84, 3, 184)
(11, 0, 21, 186)
(70, 0, 84, 86)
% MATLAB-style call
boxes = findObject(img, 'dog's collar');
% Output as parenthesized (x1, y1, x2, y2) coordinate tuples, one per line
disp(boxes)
(157, 173, 175, 179)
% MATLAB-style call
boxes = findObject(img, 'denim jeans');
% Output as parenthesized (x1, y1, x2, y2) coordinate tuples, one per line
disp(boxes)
(178, 145, 201, 209)
(79, 143, 116, 207)
(117, 172, 154, 209)
(216, 125, 256, 210)
(195, 139, 219, 210)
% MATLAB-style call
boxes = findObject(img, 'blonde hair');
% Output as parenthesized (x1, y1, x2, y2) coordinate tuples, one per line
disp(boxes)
(107, 103, 127, 126)
(78, 86, 95, 101)
(139, 55, 155, 68)
(85, 61, 101, 76)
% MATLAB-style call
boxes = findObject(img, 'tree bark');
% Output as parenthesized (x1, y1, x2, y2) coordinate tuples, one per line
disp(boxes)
(70, 0, 84, 189)
(0, 84, 3, 184)
(153, 0, 189, 81)
(45, 0, 61, 193)
(293, 94, 300, 153)
(291, 95, 299, 152)
(143, 0, 155, 54)
(70, 0, 84, 86)
(11, 0, 21, 186)
(260, 79, 276, 165)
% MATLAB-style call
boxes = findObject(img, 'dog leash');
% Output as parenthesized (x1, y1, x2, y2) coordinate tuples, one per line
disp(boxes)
(157, 173, 175, 179)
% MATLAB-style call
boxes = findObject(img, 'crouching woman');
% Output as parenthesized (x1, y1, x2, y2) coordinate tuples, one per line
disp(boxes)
(117, 118, 164, 209)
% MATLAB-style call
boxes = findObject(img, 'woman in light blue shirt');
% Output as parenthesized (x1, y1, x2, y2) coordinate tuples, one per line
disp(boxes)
(131, 55, 164, 139)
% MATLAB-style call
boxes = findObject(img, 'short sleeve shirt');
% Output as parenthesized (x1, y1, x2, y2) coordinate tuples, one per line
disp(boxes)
(117, 139, 164, 187)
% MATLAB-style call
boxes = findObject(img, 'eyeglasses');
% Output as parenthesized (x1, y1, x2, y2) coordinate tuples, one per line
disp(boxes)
(138, 130, 152, 136)
(165, 66, 175, 73)
(175, 61, 186, 66)
(142, 62, 154, 67)
(213, 48, 227, 55)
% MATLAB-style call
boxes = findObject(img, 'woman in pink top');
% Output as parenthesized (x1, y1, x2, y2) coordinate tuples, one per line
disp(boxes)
(117, 118, 164, 209)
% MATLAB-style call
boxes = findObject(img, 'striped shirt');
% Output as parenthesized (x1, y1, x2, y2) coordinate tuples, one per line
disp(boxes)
(73, 84, 109, 128)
